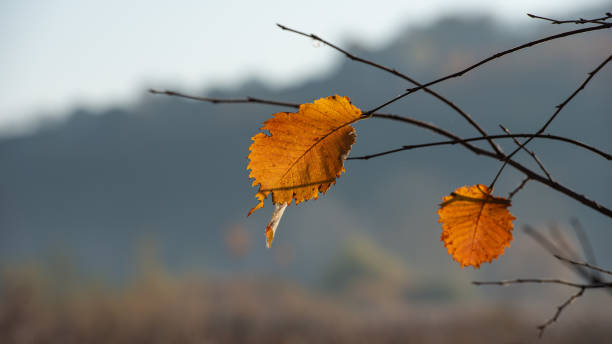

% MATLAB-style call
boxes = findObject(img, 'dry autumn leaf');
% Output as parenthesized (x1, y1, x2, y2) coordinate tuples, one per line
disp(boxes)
(438, 184, 515, 268)
(247, 95, 362, 247)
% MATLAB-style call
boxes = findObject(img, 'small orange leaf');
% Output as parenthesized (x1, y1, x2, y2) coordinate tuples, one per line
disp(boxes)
(247, 95, 362, 246)
(437, 184, 515, 268)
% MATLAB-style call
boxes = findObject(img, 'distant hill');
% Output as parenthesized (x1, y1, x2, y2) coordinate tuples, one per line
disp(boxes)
(1, 12, 611, 292)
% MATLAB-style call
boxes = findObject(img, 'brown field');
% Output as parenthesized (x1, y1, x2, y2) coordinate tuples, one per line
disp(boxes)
(1, 263, 610, 344)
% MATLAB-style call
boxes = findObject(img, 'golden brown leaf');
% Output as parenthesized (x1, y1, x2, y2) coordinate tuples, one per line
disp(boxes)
(247, 95, 362, 247)
(437, 184, 515, 268)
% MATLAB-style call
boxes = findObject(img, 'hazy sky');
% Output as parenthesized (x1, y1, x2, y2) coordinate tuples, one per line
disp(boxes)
(1, 0, 608, 134)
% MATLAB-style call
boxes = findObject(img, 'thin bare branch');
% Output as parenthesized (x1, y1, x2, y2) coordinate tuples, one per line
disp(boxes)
(149, 89, 300, 109)
(371, 114, 612, 218)
(570, 218, 599, 269)
(148, 88, 611, 162)
(509, 177, 530, 199)
(150, 90, 612, 216)
(527, 12, 612, 25)
(523, 225, 563, 256)
(276, 24, 504, 155)
(370, 114, 487, 156)
(149, 67, 612, 217)
(479, 226, 612, 337)
(489, 53, 612, 188)
(499, 125, 553, 181)
(347, 133, 611, 160)
(472, 278, 611, 288)
(537, 288, 585, 338)
(150, 89, 612, 161)
(549, 225, 580, 262)
(360, 23, 612, 117)
(524, 225, 595, 282)
(554, 255, 612, 276)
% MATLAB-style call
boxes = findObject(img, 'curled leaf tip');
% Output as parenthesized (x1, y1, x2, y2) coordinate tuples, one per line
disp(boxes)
(265, 203, 288, 248)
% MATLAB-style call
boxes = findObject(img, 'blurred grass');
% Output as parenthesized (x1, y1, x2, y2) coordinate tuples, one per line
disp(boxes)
(1, 254, 610, 344)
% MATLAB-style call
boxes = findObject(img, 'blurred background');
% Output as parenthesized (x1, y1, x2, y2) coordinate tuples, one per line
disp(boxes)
(1, 1, 611, 342)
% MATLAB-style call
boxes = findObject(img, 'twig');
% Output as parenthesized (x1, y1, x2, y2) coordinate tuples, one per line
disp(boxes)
(477, 227, 612, 337)
(537, 288, 585, 338)
(147, 88, 612, 217)
(360, 23, 612, 117)
(148, 90, 612, 161)
(523, 225, 562, 256)
(474, 275, 610, 337)
(524, 225, 594, 281)
(549, 224, 580, 263)
(276, 24, 504, 156)
(371, 114, 612, 218)
(371, 114, 488, 156)
(564, 219, 612, 295)
(489, 53, 612, 189)
(509, 177, 530, 199)
(347, 133, 611, 160)
(149, 89, 300, 109)
(472, 278, 611, 288)
(554, 255, 612, 276)
(499, 125, 553, 181)
(527, 12, 612, 25)
(570, 218, 599, 269)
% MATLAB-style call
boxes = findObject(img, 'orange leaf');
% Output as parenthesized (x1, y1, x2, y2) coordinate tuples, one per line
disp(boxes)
(437, 184, 515, 268)
(247, 95, 362, 246)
